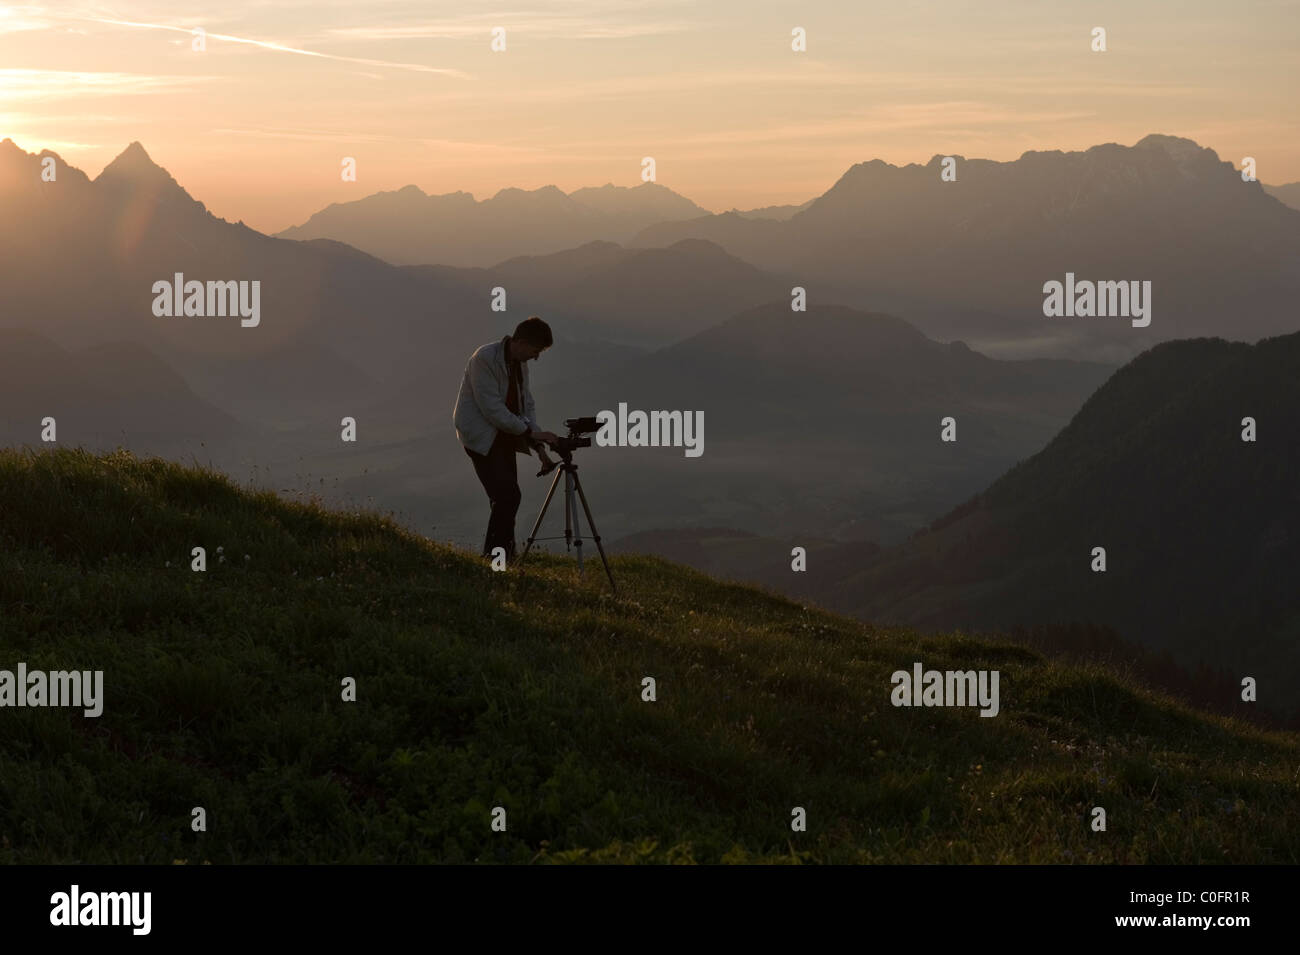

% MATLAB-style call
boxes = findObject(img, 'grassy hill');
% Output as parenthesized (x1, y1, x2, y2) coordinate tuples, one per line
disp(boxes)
(1, 448, 1297, 864)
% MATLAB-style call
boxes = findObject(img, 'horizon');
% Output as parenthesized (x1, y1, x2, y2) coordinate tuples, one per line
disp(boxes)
(2, 0, 1296, 233)
(2, 131, 1291, 234)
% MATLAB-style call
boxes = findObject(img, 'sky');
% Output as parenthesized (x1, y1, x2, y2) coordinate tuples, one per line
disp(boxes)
(2, 0, 1297, 234)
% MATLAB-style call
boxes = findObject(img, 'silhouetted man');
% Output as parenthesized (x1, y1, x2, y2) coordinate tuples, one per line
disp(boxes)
(453, 316, 559, 563)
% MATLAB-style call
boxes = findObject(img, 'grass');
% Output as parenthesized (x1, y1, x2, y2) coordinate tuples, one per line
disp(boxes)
(1, 446, 1297, 863)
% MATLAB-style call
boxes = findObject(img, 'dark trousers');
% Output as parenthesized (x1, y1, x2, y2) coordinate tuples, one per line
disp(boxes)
(465, 430, 521, 559)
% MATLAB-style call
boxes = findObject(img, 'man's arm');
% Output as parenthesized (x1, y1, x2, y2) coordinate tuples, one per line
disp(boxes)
(523, 368, 539, 433)
(518, 367, 555, 456)
(467, 352, 531, 435)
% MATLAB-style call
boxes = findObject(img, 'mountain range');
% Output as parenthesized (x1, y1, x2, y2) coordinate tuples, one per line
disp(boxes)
(0, 138, 1114, 552)
(627, 136, 1300, 362)
(268, 135, 1300, 364)
(276, 180, 714, 267)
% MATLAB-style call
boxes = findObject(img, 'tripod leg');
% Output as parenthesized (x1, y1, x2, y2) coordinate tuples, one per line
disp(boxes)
(563, 468, 573, 553)
(520, 466, 563, 564)
(571, 473, 617, 595)
(569, 473, 585, 576)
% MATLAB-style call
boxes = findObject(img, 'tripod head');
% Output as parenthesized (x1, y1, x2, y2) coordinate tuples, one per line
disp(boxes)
(535, 415, 600, 475)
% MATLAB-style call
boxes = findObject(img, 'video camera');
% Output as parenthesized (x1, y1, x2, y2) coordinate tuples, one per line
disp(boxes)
(535, 415, 600, 477)
(552, 416, 601, 456)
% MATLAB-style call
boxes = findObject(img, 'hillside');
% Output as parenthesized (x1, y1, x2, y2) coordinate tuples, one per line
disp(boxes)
(0, 329, 240, 452)
(846, 332, 1300, 717)
(0, 448, 1296, 863)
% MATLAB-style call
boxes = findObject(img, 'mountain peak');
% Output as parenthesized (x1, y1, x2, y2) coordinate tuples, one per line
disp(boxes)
(824, 158, 899, 192)
(96, 141, 175, 185)
(0, 137, 51, 163)
(0, 139, 92, 191)
(489, 184, 569, 202)
(1132, 133, 1221, 167)
(107, 140, 155, 169)
(92, 141, 201, 210)
(1134, 133, 1202, 151)
(0, 137, 27, 169)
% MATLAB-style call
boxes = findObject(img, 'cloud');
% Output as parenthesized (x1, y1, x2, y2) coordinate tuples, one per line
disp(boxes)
(406, 65, 1211, 109)
(207, 125, 403, 143)
(666, 104, 1100, 148)
(1, 134, 98, 151)
(34, 10, 474, 77)
(206, 125, 553, 159)
(324, 16, 692, 42)
(315, 0, 695, 41)
(0, 68, 214, 102)
(0, 4, 52, 34)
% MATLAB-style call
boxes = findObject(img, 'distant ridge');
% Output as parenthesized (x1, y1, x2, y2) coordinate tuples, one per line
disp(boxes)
(630, 134, 1300, 358)
(276, 179, 713, 266)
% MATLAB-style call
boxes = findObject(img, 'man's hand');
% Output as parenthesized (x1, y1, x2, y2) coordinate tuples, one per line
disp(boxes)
(533, 437, 559, 477)
(532, 430, 559, 445)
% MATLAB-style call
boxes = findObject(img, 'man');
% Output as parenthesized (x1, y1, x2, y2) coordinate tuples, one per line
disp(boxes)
(453, 316, 560, 563)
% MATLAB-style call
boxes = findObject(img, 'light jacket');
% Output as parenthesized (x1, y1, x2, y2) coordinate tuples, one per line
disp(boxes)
(453, 336, 540, 457)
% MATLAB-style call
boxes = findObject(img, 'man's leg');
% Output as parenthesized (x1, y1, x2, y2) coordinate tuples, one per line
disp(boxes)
(465, 432, 521, 559)
(464, 446, 495, 556)
(484, 432, 522, 559)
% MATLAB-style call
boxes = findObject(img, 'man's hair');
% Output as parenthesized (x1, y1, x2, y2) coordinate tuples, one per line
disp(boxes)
(513, 316, 553, 349)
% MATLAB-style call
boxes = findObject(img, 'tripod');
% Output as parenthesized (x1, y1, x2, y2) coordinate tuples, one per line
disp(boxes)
(518, 448, 617, 594)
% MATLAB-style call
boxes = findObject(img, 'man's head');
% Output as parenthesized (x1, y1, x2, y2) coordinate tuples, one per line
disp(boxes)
(510, 316, 553, 361)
